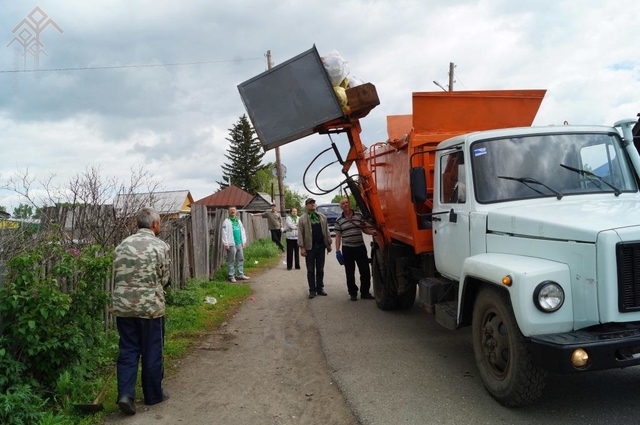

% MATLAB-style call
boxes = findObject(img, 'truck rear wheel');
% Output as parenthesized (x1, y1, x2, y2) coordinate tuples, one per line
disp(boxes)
(371, 246, 398, 310)
(472, 286, 547, 407)
(396, 281, 417, 310)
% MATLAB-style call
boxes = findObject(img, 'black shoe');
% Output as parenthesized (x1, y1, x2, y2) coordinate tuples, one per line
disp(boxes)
(118, 396, 136, 415)
(317, 290, 328, 296)
(295, 267, 301, 269)
(361, 293, 375, 300)
(308, 292, 316, 299)
(350, 295, 358, 301)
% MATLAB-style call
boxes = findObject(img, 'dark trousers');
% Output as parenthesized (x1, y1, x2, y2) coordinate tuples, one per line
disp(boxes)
(343, 244, 371, 296)
(286, 238, 300, 269)
(116, 316, 165, 405)
(305, 244, 326, 293)
(270, 229, 284, 250)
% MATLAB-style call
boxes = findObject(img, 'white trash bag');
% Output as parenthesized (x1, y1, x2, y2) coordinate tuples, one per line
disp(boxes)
(321, 50, 350, 87)
(347, 75, 364, 88)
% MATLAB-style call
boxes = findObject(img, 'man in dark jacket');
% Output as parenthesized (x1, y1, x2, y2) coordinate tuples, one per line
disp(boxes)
(298, 198, 332, 299)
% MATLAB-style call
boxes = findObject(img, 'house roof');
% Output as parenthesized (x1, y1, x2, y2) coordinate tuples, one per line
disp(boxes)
(114, 190, 194, 215)
(255, 192, 274, 205)
(193, 185, 253, 208)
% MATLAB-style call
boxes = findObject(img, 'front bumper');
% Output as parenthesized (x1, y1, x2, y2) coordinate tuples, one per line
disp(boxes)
(529, 322, 640, 373)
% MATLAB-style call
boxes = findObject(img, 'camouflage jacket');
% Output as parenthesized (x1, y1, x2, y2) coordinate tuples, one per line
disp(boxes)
(111, 228, 170, 318)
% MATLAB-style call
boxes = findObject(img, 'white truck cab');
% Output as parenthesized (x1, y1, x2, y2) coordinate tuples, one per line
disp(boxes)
(428, 119, 640, 406)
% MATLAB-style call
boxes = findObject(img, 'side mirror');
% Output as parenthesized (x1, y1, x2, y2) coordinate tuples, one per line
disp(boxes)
(410, 167, 428, 204)
(614, 118, 637, 146)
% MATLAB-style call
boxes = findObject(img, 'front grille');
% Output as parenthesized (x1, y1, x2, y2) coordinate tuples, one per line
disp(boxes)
(617, 242, 640, 312)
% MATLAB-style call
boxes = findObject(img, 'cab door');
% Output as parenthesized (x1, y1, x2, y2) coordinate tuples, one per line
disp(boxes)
(433, 149, 471, 280)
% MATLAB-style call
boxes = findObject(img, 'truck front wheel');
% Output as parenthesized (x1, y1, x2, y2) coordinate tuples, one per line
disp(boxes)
(472, 286, 547, 407)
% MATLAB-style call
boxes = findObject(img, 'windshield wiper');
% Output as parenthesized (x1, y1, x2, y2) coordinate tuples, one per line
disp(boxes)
(497, 175, 564, 200)
(560, 164, 621, 196)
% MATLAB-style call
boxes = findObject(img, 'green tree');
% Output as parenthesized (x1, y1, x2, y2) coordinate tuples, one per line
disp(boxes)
(218, 115, 265, 193)
(331, 193, 356, 209)
(253, 162, 306, 210)
(12, 203, 34, 219)
(284, 187, 305, 210)
(254, 164, 276, 195)
(32, 207, 42, 219)
(0, 205, 6, 213)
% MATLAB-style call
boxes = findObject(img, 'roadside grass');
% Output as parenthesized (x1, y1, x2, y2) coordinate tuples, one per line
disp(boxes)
(73, 238, 282, 424)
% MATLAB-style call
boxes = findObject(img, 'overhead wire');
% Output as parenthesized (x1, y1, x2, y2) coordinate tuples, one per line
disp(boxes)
(0, 57, 265, 74)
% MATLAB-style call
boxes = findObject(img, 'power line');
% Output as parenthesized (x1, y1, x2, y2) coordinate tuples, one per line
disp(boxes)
(0, 57, 265, 74)
(455, 74, 468, 89)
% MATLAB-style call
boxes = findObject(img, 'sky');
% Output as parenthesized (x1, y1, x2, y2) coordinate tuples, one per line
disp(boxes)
(1, 0, 639, 215)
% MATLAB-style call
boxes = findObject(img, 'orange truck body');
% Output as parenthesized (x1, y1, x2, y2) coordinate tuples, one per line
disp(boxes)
(368, 89, 546, 254)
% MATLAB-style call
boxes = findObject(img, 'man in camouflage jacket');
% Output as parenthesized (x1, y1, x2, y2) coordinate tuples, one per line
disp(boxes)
(112, 207, 170, 415)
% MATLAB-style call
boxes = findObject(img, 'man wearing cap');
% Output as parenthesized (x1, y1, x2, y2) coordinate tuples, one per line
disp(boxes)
(297, 198, 332, 299)
(255, 203, 284, 252)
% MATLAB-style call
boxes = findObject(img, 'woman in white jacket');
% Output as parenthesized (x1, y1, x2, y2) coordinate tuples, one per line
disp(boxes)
(283, 207, 300, 270)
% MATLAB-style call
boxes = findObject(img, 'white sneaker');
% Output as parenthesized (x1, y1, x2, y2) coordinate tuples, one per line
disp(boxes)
(236, 275, 250, 280)
(228, 276, 237, 283)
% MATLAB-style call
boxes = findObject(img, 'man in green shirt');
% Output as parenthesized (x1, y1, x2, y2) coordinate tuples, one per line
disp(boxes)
(221, 206, 250, 283)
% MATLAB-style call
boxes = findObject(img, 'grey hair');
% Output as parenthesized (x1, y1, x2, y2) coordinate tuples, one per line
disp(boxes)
(137, 207, 160, 229)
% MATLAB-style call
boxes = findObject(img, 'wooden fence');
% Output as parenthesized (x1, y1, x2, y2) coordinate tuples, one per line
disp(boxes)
(162, 206, 269, 288)
(1, 206, 270, 331)
(102, 206, 270, 327)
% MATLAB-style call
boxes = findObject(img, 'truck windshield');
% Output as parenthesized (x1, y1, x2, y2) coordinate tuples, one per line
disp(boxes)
(471, 132, 638, 204)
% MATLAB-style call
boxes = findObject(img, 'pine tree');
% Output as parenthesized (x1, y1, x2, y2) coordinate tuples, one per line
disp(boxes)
(218, 115, 265, 193)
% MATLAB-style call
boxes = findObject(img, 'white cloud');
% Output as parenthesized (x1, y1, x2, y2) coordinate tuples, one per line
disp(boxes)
(1, 0, 640, 214)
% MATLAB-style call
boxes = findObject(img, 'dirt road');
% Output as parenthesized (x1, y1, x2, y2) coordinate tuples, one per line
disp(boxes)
(106, 254, 359, 425)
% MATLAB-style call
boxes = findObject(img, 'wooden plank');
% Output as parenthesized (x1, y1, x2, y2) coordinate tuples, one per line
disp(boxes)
(191, 205, 209, 279)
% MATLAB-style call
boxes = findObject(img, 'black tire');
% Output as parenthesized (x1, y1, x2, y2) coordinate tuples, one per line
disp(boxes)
(371, 246, 398, 310)
(472, 286, 547, 407)
(397, 281, 417, 310)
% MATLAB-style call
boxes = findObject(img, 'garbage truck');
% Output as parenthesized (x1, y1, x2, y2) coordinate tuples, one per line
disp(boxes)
(238, 46, 640, 407)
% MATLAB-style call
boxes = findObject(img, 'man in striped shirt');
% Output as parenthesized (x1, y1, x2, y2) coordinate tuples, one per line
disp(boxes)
(334, 198, 376, 301)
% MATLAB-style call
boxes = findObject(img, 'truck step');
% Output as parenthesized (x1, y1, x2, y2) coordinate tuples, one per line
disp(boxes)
(435, 302, 458, 330)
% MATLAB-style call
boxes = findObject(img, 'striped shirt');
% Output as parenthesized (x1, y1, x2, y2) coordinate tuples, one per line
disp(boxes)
(335, 211, 365, 247)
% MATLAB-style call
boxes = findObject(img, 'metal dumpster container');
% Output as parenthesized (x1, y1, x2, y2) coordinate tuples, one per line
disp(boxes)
(238, 46, 344, 151)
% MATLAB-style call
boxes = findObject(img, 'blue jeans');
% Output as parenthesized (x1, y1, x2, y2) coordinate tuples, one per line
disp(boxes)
(305, 244, 326, 293)
(227, 243, 245, 277)
(116, 316, 164, 405)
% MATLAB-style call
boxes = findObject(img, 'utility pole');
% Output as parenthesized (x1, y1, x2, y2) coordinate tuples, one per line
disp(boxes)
(448, 62, 455, 91)
(433, 62, 455, 92)
(267, 50, 286, 216)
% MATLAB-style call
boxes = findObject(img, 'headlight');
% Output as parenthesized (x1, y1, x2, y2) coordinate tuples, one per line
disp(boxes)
(533, 281, 565, 313)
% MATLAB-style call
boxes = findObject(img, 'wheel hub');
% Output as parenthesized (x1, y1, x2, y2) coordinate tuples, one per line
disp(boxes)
(481, 309, 509, 378)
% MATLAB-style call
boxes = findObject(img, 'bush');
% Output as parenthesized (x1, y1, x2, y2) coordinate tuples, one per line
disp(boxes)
(0, 384, 47, 425)
(0, 239, 113, 396)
